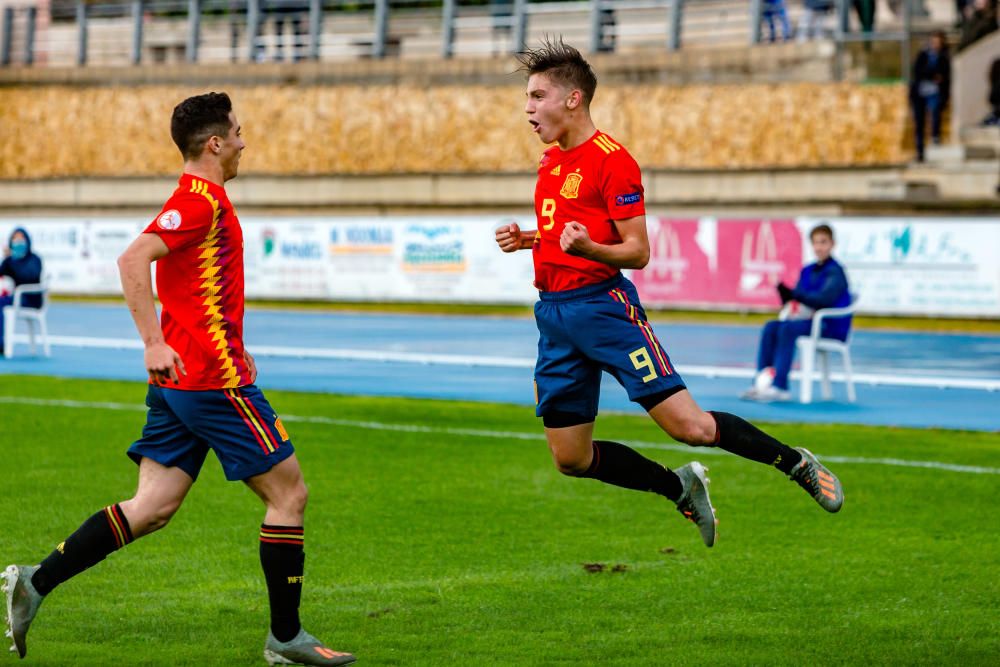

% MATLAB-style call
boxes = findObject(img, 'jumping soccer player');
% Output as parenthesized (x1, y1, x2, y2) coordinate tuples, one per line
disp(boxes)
(3, 93, 354, 666)
(495, 39, 844, 548)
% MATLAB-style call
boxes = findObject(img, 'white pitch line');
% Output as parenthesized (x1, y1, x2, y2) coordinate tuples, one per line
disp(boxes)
(36, 335, 1000, 391)
(1, 395, 997, 476)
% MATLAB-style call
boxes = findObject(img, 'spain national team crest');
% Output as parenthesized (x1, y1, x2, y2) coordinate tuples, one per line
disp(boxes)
(560, 172, 583, 199)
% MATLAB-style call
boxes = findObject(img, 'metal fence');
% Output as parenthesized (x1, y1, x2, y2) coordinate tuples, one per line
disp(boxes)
(1, 0, 921, 75)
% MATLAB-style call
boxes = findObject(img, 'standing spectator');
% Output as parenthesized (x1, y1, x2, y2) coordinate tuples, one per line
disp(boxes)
(852, 0, 877, 37)
(797, 0, 834, 41)
(0, 227, 43, 357)
(267, 0, 310, 62)
(910, 30, 951, 162)
(597, 6, 617, 52)
(762, 0, 793, 42)
(959, 0, 999, 50)
(955, 0, 970, 28)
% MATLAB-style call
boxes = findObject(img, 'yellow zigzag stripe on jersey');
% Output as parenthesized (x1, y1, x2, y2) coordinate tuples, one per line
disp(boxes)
(192, 179, 240, 388)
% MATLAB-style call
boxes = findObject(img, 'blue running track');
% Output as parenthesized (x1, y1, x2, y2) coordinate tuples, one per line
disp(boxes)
(1, 303, 998, 431)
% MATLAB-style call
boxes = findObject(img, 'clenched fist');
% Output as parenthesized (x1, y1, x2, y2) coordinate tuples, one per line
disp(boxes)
(495, 222, 523, 253)
(560, 221, 592, 257)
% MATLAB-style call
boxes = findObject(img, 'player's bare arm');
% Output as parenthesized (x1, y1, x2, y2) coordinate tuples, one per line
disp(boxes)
(118, 232, 186, 385)
(244, 349, 258, 384)
(559, 215, 650, 269)
(495, 222, 537, 252)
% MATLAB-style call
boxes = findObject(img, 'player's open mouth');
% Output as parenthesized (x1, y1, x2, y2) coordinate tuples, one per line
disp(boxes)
(529, 120, 540, 133)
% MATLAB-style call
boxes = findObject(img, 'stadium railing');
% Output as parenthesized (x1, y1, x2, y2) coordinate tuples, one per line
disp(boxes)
(0, 0, 934, 77)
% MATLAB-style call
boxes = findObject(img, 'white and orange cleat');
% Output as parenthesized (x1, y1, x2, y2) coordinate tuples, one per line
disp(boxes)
(264, 628, 355, 666)
(3, 564, 44, 659)
(789, 448, 844, 513)
(674, 462, 718, 547)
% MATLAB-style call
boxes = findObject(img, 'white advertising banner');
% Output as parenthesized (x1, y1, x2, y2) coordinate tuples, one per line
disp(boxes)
(241, 216, 537, 303)
(0, 216, 537, 304)
(798, 217, 1000, 317)
(0, 218, 147, 295)
(1, 216, 997, 317)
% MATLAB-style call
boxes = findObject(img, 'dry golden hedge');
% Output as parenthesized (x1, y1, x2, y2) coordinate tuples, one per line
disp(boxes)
(0, 82, 908, 178)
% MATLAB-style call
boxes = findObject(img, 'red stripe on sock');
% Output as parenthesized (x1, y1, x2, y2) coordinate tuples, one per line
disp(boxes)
(104, 508, 123, 549)
(259, 537, 305, 545)
(109, 504, 131, 544)
(260, 526, 304, 534)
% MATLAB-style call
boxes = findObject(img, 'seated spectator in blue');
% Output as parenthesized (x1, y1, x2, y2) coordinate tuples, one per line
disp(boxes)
(742, 224, 851, 402)
(762, 0, 792, 42)
(0, 228, 44, 356)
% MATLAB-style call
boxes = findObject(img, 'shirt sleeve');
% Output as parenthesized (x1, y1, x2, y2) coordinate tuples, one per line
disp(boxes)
(794, 262, 849, 310)
(600, 150, 646, 220)
(143, 193, 217, 253)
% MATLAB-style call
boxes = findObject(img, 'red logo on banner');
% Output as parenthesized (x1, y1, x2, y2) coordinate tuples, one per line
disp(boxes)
(632, 218, 802, 309)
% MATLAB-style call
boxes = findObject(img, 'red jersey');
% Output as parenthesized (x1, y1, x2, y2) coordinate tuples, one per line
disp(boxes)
(143, 174, 251, 390)
(532, 130, 646, 292)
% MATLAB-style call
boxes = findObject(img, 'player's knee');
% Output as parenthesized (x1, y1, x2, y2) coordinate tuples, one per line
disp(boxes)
(554, 458, 590, 476)
(550, 448, 591, 476)
(127, 497, 182, 535)
(670, 414, 716, 447)
(291, 482, 309, 515)
(273, 481, 308, 518)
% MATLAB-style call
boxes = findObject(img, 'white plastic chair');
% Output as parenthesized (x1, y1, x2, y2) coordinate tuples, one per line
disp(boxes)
(3, 275, 51, 359)
(795, 294, 859, 404)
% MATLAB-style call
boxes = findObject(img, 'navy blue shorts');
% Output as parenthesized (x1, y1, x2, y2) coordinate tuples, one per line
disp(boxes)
(534, 274, 686, 420)
(128, 384, 295, 482)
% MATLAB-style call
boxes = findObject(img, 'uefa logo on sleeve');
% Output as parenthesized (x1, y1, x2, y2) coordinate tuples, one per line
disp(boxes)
(157, 210, 182, 230)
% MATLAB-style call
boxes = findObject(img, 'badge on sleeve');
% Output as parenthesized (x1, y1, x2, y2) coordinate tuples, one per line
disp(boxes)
(157, 209, 182, 230)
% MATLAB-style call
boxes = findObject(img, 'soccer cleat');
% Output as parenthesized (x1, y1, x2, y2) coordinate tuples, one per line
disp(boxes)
(3, 564, 44, 659)
(264, 628, 356, 666)
(789, 447, 844, 513)
(673, 462, 718, 548)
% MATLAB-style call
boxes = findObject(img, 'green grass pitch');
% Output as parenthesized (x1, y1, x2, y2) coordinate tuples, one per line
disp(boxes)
(1, 376, 997, 666)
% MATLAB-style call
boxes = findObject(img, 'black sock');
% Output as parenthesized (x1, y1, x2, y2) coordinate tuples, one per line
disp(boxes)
(708, 411, 802, 474)
(260, 524, 304, 643)
(31, 504, 134, 596)
(576, 440, 683, 502)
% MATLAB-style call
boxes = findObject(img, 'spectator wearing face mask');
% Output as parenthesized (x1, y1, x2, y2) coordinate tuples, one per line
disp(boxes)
(0, 227, 44, 356)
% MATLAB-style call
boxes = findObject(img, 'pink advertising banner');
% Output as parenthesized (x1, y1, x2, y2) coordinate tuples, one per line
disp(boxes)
(631, 218, 803, 310)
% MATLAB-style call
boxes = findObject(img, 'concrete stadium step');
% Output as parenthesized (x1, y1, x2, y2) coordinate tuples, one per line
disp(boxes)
(959, 126, 1000, 158)
(867, 178, 939, 202)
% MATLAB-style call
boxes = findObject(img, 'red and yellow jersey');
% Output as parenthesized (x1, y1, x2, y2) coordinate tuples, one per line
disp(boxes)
(143, 173, 251, 391)
(532, 130, 646, 293)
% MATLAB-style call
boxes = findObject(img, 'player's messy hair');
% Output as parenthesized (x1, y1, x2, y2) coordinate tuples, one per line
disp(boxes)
(170, 92, 234, 161)
(516, 37, 597, 107)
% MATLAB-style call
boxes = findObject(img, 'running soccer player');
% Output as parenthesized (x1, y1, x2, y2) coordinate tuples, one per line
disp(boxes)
(3, 93, 354, 666)
(495, 39, 844, 548)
